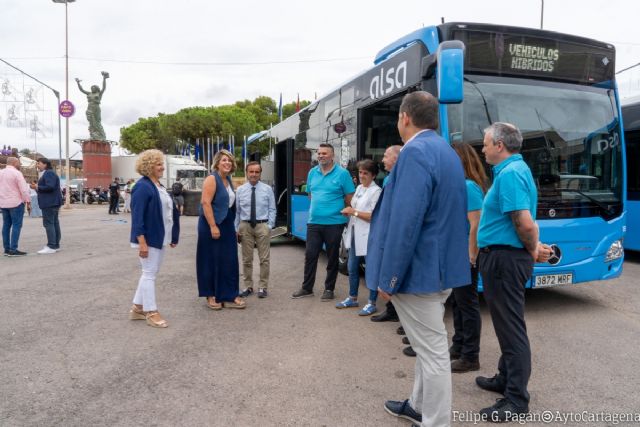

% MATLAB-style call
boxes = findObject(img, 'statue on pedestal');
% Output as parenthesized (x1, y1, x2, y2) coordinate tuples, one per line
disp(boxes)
(75, 71, 109, 141)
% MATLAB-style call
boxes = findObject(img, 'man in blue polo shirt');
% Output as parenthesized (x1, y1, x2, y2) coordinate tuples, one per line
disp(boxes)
(291, 143, 354, 300)
(475, 122, 551, 422)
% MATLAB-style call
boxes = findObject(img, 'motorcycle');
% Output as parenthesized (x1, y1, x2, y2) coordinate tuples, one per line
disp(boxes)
(86, 188, 109, 204)
(61, 188, 82, 204)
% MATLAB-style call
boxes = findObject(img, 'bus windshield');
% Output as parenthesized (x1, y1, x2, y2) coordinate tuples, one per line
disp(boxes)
(447, 76, 623, 219)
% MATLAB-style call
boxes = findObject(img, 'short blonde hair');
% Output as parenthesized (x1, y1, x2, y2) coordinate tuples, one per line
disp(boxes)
(135, 149, 164, 177)
(212, 149, 237, 174)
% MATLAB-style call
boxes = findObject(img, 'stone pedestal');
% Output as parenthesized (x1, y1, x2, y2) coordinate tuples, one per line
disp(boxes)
(82, 140, 112, 189)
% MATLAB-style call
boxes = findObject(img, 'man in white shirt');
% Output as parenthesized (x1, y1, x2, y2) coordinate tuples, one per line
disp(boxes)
(235, 162, 276, 298)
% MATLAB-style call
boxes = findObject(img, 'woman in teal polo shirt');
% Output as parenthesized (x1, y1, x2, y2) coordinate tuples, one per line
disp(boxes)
(449, 142, 488, 373)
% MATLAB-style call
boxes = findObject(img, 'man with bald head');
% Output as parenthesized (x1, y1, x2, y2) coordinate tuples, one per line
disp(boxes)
(0, 156, 31, 256)
(381, 144, 402, 188)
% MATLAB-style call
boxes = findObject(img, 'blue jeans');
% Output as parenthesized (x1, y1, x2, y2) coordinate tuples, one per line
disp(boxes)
(42, 207, 61, 249)
(348, 236, 378, 303)
(2, 203, 25, 252)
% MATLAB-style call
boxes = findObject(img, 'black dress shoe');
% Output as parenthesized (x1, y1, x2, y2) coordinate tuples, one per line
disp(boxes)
(396, 326, 405, 335)
(476, 374, 506, 394)
(370, 309, 399, 322)
(451, 359, 480, 373)
(403, 346, 416, 357)
(402, 336, 410, 345)
(257, 288, 268, 298)
(479, 398, 528, 423)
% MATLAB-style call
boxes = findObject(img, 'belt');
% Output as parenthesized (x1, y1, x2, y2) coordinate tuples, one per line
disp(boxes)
(242, 219, 268, 223)
(480, 245, 522, 253)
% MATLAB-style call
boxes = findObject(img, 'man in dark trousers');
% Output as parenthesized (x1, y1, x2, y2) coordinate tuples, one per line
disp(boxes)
(108, 177, 120, 214)
(291, 143, 355, 301)
(371, 144, 402, 323)
(367, 92, 470, 426)
(475, 122, 551, 422)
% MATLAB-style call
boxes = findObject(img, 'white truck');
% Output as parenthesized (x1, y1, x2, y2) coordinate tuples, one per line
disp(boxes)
(111, 155, 208, 189)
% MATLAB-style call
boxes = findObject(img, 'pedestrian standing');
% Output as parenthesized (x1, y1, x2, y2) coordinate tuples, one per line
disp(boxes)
(371, 144, 402, 323)
(129, 149, 180, 328)
(0, 156, 31, 256)
(34, 158, 62, 254)
(367, 92, 470, 427)
(335, 159, 382, 315)
(448, 142, 488, 373)
(171, 181, 184, 216)
(108, 177, 120, 214)
(291, 143, 355, 300)
(236, 161, 276, 299)
(474, 122, 551, 422)
(197, 149, 246, 310)
(123, 179, 133, 213)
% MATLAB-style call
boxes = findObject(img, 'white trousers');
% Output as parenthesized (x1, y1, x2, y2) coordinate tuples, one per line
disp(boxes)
(132, 246, 165, 311)
(394, 290, 452, 427)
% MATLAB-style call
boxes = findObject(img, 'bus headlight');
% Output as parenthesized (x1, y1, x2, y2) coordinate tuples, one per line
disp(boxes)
(604, 240, 624, 262)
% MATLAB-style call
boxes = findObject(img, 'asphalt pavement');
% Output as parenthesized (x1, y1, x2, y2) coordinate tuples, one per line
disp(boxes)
(1, 205, 639, 426)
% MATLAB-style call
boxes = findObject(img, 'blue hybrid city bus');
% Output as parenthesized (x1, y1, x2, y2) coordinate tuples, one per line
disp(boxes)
(266, 22, 625, 289)
(622, 97, 640, 251)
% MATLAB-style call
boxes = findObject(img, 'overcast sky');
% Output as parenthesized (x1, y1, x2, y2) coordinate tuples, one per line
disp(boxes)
(2, 0, 640, 159)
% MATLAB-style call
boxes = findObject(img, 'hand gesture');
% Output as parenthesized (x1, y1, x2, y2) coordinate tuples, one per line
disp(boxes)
(75, 78, 81, 83)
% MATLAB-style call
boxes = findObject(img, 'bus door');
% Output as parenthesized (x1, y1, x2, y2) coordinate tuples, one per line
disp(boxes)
(274, 139, 292, 233)
(358, 93, 406, 184)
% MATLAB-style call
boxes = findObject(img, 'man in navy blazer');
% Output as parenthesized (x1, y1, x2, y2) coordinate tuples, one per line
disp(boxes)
(367, 92, 470, 427)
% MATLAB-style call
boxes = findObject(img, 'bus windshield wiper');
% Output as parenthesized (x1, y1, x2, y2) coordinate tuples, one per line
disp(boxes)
(464, 77, 493, 125)
(556, 188, 615, 216)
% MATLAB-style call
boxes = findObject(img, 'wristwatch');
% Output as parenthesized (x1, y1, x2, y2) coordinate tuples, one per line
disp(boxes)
(354, 210, 359, 217)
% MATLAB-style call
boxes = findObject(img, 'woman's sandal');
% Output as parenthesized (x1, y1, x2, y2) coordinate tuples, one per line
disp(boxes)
(145, 311, 168, 328)
(129, 304, 146, 320)
(206, 297, 223, 310)
(225, 298, 247, 309)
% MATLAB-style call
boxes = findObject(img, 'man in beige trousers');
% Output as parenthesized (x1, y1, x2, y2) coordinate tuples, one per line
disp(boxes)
(235, 161, 276, 298)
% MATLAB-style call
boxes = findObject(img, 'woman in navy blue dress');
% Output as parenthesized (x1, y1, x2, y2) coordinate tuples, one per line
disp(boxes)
(197, 149, 246, 310)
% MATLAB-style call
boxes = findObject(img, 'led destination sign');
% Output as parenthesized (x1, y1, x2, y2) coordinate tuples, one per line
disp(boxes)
(452, 29, 615, 83)
(509, 43, 559, 72)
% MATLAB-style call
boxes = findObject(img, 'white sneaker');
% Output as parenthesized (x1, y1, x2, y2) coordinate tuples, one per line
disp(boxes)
(37, 246, 57, 254)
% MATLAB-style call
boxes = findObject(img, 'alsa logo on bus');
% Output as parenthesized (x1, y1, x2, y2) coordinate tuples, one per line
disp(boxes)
(369, 61, 407, 100)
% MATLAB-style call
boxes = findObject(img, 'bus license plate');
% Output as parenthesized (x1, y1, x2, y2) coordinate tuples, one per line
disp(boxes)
(534, 273, 573, 288)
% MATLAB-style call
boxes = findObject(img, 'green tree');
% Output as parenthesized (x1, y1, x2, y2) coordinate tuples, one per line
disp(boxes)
(119, 116, 175, 154)
(118, 96, 311, 156)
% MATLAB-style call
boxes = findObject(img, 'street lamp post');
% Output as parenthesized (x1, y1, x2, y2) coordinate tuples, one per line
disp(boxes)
(53, 0, 75, 208)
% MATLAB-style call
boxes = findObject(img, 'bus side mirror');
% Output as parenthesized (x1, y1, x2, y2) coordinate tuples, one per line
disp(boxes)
(436, 40, 465, 104)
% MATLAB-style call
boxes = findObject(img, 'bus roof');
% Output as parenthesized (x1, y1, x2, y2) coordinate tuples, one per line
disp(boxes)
(439, 22, 615, 50)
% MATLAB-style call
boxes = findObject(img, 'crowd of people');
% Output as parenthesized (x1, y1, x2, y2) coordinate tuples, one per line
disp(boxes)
(0, 156, 63, 256)
(2, 90, 556, 426)
(1, 145, 19, 157)
(126, 90, 555, 427)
